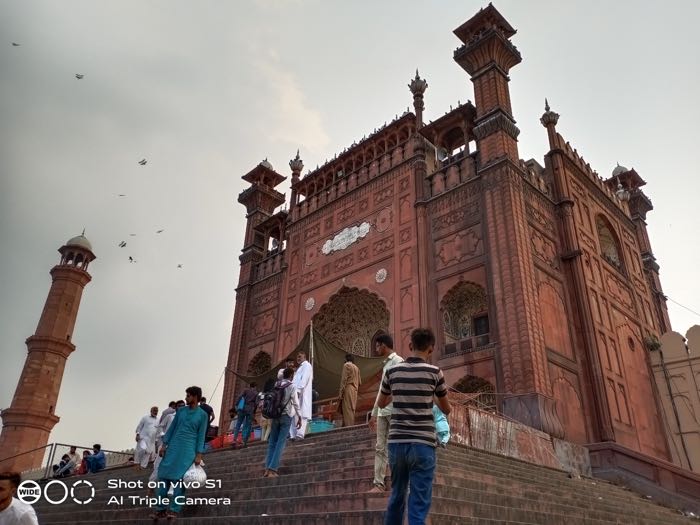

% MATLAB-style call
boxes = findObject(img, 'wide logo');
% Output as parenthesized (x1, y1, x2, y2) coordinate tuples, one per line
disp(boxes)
(17, 479, 95, 505)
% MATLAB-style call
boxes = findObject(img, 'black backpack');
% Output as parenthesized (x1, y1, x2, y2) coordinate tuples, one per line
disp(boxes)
(261, 380, 292, 419)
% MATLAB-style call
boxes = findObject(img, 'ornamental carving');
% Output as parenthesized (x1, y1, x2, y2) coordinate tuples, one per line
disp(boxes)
(359, 199, 369, 212)
(304, 223, 320, 241)
(399, 228, 411, 244)
(605, 272, 634, 311)
(440, 281, 487, 344)
(251, 310, 276, 339)
(322, 222, 371, 255)
(530, 229, 559, 270)
(253, 290, 278, 311)
(525, 203, 555, 235)
(304, 297, 315, 311)
(373, 236, 395, 255)
(375, 207, 393, 233)
(432, 204, 479, 234)
(338, 206, 355, 224)
(301, 271, 318, 287)
(335, 254, 354, 272)
(375, 268, 388, 283)
(435, 227, 482, 269)
(473, 112, 520, 141)
(374, 186, 394, 205)
(324, 216, 333, 231)
(400, 177, 410, 191)
(313, 287, 390, 357)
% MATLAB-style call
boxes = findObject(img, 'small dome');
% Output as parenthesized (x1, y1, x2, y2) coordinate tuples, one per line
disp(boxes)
(612, 163, 628, 177)
(260, 158, 273, 170)
(65, 234, 92, 251)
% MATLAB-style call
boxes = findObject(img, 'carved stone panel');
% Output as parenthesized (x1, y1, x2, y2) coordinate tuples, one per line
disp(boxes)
(435, 226, 482, 270)
(400, 286, 414, 322)
(531, 229, 560, 270)
(374, 186, 394, 205)
(375, 207, 393, 233)
(373, 236, 394, 256)
(252, 310, 276, 339)
(432, 203, 480, 236)
(399, 195, 412, 224)
(400, 248, 413, 282)
(304, 223, 320, 241)
(605, 271, 634, 312)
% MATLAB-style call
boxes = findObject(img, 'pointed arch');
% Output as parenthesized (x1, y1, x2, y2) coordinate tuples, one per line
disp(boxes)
(313, 286, 390, 357)
(440, 281, 489, 351)
(596, 215, 624, 270)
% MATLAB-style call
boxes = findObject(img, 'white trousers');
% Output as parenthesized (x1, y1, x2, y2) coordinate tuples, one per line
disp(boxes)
(289, 416, 309, 439)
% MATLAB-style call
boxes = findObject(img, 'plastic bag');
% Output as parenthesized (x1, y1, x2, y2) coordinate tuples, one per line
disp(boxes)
(182, 462, 207, 484)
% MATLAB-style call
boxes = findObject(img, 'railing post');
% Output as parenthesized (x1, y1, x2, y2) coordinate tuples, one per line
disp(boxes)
(43, 443, 55, 480)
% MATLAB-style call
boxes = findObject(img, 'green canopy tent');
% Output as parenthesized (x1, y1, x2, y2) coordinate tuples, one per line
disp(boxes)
(226, 325, 386, 403)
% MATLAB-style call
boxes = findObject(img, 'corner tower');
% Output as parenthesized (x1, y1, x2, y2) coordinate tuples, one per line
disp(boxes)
(0, 234, 96, 472)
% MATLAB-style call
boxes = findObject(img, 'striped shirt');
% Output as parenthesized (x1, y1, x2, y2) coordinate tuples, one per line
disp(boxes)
(380, 357, 448, 447)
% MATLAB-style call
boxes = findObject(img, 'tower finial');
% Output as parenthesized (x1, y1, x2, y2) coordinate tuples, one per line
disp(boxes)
(544, 98, 550, 112)
(81, 228, 85, 236)
(408, 70, 428, 128)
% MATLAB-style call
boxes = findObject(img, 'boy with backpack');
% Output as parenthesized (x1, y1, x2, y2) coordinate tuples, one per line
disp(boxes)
(262, 367, 301, 477)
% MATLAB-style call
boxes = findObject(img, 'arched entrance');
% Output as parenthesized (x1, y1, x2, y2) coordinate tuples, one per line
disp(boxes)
(313, 287, 390, 357)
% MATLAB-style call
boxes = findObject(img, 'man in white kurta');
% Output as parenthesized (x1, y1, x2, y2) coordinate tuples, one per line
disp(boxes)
(150, 400, 183, 484)
(135, 406, 159, 469)
(289, 351, 313, 440)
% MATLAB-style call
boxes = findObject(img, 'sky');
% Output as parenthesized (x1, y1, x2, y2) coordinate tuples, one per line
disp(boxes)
(1, 0, 699, 453)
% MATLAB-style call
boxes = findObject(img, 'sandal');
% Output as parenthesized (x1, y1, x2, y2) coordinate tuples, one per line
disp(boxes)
(149, 510, 167, 520)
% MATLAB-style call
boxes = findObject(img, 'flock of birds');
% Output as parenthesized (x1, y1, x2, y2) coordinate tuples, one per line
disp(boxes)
(11, 41, 182, 269)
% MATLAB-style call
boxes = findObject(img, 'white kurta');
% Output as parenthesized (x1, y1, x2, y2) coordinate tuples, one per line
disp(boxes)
(135, 414, 159, 468)
(294, 360, 313, 420)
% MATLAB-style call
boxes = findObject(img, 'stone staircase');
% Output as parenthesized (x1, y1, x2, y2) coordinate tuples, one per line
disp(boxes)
(33, 425, 696, 524)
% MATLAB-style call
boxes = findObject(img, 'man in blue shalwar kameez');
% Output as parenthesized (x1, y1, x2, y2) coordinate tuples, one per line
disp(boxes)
(150, 385, 208, 520)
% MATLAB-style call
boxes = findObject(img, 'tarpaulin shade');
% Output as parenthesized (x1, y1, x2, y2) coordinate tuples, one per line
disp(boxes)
(227, 326, 386, 402)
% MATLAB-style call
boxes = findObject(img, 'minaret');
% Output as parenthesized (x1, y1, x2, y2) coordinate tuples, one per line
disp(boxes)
(220, 160, 286, 432)
(0, 233, 96, 472)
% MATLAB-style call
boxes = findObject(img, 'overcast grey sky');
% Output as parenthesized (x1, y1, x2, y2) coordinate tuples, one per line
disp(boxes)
(1, 0, 699, 452)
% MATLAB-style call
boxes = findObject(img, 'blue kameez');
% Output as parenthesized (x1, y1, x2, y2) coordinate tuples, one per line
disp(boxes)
(155, 405, 208, 513)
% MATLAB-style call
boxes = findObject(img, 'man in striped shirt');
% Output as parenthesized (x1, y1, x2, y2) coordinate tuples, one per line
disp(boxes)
(377, 327, 451, 525)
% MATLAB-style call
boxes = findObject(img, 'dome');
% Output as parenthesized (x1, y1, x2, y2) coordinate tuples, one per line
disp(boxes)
(612, 163, 628, 177)
(260, 158, 274, 170)
(65, 234, 93, 251)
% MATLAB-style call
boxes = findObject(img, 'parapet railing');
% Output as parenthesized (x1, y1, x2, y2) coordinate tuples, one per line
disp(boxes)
(1, 443, 134, 481)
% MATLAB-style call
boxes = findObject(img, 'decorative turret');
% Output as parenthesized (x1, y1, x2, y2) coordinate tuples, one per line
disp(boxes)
(540, 98, 560, 148)
(289, 150, 304, 206)
(453, 3, 522, 165)
(408, 70, 428, 128)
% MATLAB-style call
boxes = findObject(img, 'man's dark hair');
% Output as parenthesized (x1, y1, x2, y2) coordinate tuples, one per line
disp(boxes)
(228, 408, 237, 416)
(168, 401, 176, 408)
(93, 444, 101, 451)
(285, 358, 295, 364)
(283, 367, 294, 379)
(297, 350, 307, 359)
(345, 353, 355, 363)
(375, 333, 394, 350)
(200, 396, 207, 403)
(249, 382, 257, 388)
(176, 399, 185, 406)
(186, 386, 203, 401)
(0, 471, 21, 488)
(410, 328, 435, 352)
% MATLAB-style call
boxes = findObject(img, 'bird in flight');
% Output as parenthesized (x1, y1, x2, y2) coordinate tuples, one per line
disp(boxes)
(118, 241, 126, 248)
(11, 42, 20, 46)
(156, 229, 164, 234)
(128, 256, 136, 263)
(177, 264, 183, 268)
(118, 194, 126, 197)
(129, 233, 136, 236)
(75, 74, 84, 79)
(138, 159, 147, 165)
